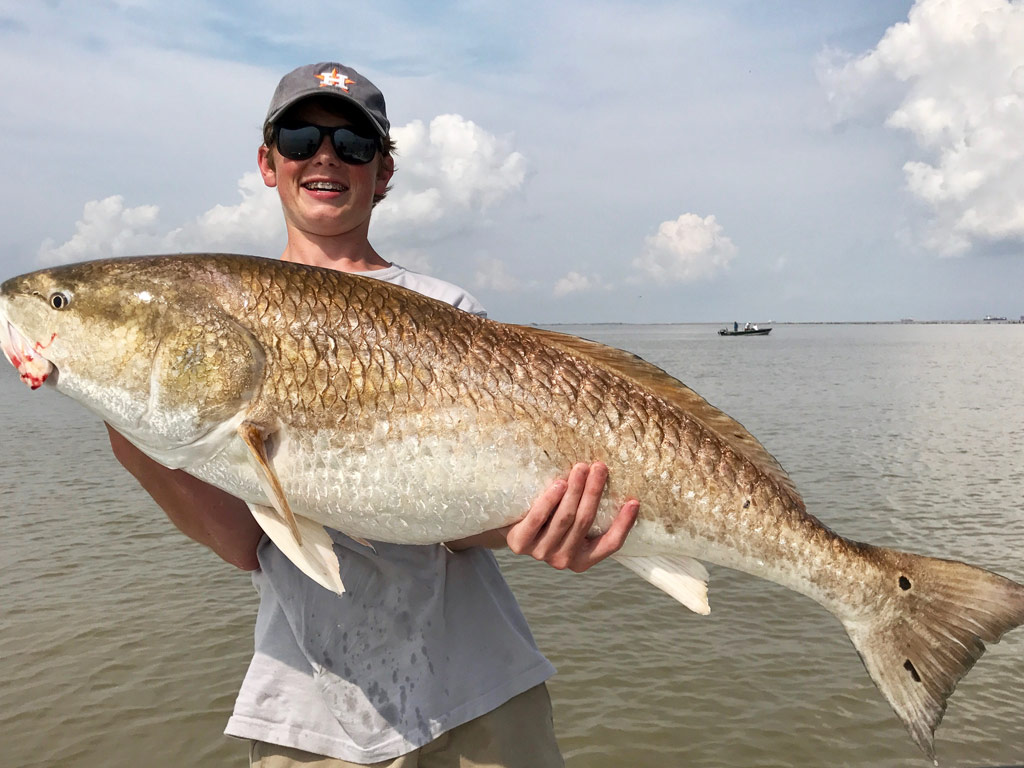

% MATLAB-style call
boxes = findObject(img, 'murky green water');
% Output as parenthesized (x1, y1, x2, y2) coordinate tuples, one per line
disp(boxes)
(2, 323, 1022, 767)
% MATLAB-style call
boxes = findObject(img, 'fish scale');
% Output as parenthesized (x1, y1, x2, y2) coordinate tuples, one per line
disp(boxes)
(1, 252, 1023, 764)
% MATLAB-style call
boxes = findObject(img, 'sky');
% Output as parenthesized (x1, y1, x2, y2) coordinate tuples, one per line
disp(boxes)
(2, 0, 1024, 324)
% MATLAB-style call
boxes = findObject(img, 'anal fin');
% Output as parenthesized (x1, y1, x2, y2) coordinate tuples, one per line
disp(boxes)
(248, 503, 346, 594)
(612, 554, 711, 615)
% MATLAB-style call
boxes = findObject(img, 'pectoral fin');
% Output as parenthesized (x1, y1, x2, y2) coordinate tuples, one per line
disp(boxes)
(248, 503, 346, 594)
(238, 420, 302, 545)
(612, 554, 711, 615)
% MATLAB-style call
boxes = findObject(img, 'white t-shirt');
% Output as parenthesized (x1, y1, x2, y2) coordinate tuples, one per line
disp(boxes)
(224, 264, 555, 763)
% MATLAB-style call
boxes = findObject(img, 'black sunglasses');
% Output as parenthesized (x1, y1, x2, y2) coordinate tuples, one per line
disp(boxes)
(273, 122, 379, 165)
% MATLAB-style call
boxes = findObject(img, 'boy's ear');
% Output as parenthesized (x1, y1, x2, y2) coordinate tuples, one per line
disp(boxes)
(379, 153, 395, 178)
(376, 153, 395, 191)
(258, 145, 278, 188)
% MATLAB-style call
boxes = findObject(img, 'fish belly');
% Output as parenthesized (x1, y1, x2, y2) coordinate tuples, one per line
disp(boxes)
(187, 420, 625, 545)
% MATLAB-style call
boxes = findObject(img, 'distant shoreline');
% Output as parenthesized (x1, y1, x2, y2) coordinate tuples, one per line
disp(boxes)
(538, 319, 1024, 327)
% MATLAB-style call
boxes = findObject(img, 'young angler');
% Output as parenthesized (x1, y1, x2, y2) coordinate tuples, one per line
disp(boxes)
(106, 62, 639, 767)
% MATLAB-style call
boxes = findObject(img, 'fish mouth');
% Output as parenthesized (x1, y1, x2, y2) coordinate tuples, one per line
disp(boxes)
(0, 319, 55, 390)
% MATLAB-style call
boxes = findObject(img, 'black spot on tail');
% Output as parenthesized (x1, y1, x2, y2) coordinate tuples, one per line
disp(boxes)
(904, 659, 922, 683)
(899, 575, 912, 590)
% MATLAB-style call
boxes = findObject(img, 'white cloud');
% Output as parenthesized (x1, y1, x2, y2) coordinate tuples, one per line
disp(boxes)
(38, 174, 284, 264)
(632, 213, 737, 283)
(553, 271, 598, 297)
(820, 0, 1024, 256)
(175, 173, 283, 254)
(38, 117, 526, 265)
(38, 197, 163, 264)
(474, 257, 524, 292)
(371, 114, 527, 242)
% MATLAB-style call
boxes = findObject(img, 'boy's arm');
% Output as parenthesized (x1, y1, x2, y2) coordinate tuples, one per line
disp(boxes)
(106, 424, 264, 571)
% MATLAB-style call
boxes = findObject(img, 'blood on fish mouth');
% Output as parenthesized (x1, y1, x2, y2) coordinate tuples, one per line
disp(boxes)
(34, 333, 57, 352)
(0, 321, 55, 390)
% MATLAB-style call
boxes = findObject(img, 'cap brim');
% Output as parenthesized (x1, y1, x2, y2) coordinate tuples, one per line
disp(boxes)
(265, 90, 388, 138)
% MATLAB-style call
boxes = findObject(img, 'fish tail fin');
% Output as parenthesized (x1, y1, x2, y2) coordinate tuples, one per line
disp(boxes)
(840, 545, 1024, 764)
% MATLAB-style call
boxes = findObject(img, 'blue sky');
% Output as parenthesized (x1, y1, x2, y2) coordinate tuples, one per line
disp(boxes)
(2, 0, 1023, 323)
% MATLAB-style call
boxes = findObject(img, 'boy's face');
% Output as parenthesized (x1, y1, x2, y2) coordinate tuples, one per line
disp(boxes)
(257, 99, 392, 241)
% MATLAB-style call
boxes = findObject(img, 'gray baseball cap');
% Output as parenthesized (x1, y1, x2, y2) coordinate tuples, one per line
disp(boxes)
(264, 62, 390, 138)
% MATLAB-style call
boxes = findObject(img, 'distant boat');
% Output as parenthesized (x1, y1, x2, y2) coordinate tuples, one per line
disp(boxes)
(719, 327, 771, 336)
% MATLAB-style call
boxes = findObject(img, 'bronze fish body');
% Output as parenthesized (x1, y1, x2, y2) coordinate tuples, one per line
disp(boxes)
(2, 253, 1022, 763)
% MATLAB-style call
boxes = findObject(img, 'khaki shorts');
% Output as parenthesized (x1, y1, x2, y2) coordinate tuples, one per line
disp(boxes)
(249, 683, 564, 768)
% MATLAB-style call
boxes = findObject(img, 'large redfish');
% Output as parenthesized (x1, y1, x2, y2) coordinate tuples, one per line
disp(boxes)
(1, 253, 1022, 763)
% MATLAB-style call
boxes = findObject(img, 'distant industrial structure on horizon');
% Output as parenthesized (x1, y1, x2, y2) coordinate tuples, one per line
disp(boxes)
(898, 315, 1023, 325)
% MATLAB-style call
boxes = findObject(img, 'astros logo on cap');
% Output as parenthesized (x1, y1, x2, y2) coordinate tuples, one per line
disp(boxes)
(316, 68, 355, 91)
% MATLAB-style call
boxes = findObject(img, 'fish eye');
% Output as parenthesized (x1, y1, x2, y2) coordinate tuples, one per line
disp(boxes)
(49, 292, 71, 310)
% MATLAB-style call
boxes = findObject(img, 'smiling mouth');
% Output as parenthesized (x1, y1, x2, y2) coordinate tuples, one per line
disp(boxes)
(0, 320, 55, 390)
(302, 180, 348, 192)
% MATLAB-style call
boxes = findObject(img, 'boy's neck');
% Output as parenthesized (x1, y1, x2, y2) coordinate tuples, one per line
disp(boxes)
(279, 230, 391, 274)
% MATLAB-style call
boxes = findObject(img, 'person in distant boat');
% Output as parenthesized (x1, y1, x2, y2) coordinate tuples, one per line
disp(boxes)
(104, 62, 639, 768)
(734, 321, 738, 332)
(744, 322, 751, 330)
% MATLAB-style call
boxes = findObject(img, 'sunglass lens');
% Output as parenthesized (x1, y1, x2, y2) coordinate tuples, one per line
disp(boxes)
(277, 124, 323, 160)
(331, 129, 377, 165)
